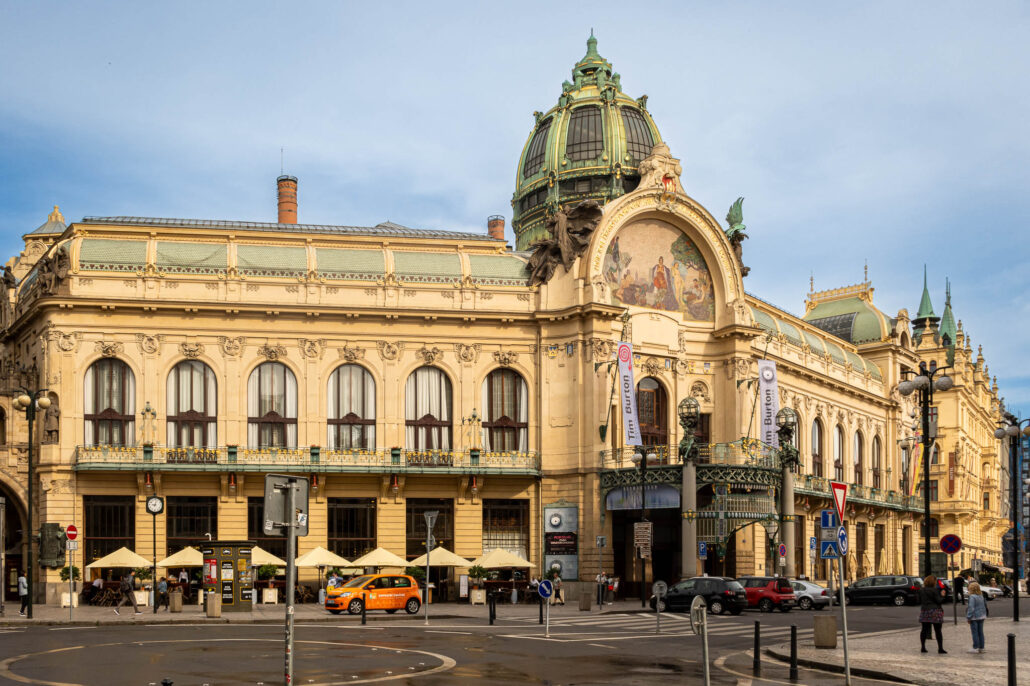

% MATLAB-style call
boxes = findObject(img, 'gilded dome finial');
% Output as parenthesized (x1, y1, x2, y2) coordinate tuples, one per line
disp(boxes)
(48, 205, 64, 223)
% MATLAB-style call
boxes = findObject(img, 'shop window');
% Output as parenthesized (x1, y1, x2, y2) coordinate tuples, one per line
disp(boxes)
(328, 498, 377, 560)
(404, 367, 452, 450)
(248, 496, 285, 560)
(167, 360, 217, 448)
(406, 498, 453, 559)
(166, 496, 217, 554)
(482, 369, 528, 452)
(327, 365, 375, 450)
(84, 358, 135, 446)
(483, 499, 529, 560)
(247, 362, 297, 448)
(84, 495, 135, 572)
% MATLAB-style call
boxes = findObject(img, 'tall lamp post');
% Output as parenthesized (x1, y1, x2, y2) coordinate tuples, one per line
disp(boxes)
(764, 515, 780, 576)
(898, 360, 953, 578)
(631, 447, 657, 607)
(776, 408, 799, 578)
(994, 416, 1030, 622)
(10, 387, 51, 620)
(678, 397, 701, 581)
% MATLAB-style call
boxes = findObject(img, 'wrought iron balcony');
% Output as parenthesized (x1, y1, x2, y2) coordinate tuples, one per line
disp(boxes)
(600, 439, 779, 470)
(795, 473, 922, 511)
(74, 445, 540, 474)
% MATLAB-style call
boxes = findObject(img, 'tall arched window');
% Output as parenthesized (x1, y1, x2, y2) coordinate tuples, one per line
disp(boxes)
(833, 425, 845, 482)
(247, 362, 297, 448)
(405, 366, 452, 450)
(84, 359, 136, 446)
(930, 444, 940, 464)
(482, 368, 528, 452)
(636, 377, 668, 448)
(167, 360, 217, 447)
(853, 432, 864, 486)
(871, 437, 882, 489)
(811, 419, 824, 478)
(328, 365, 375, 450)
(566, 106, 604, 161)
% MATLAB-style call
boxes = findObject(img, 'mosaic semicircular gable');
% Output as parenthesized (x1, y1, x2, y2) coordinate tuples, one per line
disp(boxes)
(602, 219, 715, 322)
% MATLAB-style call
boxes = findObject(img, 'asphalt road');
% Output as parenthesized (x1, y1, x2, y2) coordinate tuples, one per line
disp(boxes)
(1, 598, 1026, 685)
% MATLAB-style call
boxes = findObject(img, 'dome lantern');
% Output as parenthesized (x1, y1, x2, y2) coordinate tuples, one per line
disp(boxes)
(512, 34, 664, 251)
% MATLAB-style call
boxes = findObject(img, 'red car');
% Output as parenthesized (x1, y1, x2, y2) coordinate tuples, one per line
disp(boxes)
(738, 576, 795, 612)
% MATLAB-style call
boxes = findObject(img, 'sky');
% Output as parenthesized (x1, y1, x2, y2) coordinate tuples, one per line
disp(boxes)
(1, 1, 1028, 414)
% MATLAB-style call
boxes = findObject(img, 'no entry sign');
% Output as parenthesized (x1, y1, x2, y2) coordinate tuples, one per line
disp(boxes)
(65, 525, 78, 540)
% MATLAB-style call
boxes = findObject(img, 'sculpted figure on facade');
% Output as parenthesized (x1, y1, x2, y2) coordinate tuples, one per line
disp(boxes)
(95, 341, 123, 357)
(338, 344, 364, 362)
(525, 199, 603, 286)
(376, 341, 401, 361)
(636, 143, 682, 200)
(180, 342, 204, 359)
(690, 381, 711, 402)
(299, 339, 326, 360)
(42, 395, 60, 444)
(493, 350, 519, 367)
(454, 343, 481, 364)
(416, 345, 443, 365)
(258, 343, 287, 361)
(218, 336, 245, 357)
(37, 249, 71, 295)
(724, 197, 750, 277)
(136, 334, 161, 355)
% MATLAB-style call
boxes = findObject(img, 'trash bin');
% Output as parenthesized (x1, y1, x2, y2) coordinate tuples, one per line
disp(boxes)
(813, 615, 838, 648)
(511, 588, 518, 605)
(205, 590, 222, 618)
(169, 590, 183, 613)
(579, 592, 592, 611)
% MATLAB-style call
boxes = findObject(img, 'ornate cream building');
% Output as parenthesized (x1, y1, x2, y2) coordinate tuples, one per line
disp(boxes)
(0, 36, 1009, 603)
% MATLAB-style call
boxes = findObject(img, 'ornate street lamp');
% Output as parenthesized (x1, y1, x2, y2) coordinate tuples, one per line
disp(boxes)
(764, 515, 780, 575)
(898, 359, 953, 579)
(11, 384, 51, 619)
(994, 416, 1030, 622)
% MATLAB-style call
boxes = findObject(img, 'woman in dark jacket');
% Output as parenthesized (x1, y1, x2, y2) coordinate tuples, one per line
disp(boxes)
(918, 574, 946, 653)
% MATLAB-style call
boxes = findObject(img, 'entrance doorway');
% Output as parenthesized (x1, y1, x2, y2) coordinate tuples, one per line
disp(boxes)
(2, 486, 26, 602)
(611, 508, 681, 598)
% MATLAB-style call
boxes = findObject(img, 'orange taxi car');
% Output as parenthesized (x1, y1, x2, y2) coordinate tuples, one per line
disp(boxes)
(325, 574, 422, 615)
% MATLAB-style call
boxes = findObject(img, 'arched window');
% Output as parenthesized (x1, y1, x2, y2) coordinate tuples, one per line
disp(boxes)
(930, 444, 940, 464)
(405, 366, 452, 450)
(636, 377, 667, 448)
(811, 419, 824, 478)
(833, 425, 845, 482)
(247, 362, 297, 448)
(621, 108, 654, 162)
(84, 359, 136, 446)
(0, 407, 6, 445)
(167, 360, 217, 448)
(523, 118, 552, 178)
(853, 432, 864, 486)
(900, 445, 911, 494)
(871, 436, 882, 489)
(921, 517, 939, 538)
(566, 106, 604, 161)
(328, 365, 375, 450)
(482, 369, 528, 452)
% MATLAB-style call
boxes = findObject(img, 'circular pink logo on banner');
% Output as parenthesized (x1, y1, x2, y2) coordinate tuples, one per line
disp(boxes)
(618, 344, 631, 363)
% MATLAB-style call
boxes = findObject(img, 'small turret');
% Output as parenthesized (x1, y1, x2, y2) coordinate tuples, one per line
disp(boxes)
(911, 265, 940, 345)
(939, 278, 956, 365)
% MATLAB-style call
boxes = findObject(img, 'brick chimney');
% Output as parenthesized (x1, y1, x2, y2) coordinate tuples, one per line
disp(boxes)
(277, 175, 298, 224)
(487, 215, 505, 241)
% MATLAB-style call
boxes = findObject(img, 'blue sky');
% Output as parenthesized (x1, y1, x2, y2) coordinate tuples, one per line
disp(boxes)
(2, 2, 1028, 413)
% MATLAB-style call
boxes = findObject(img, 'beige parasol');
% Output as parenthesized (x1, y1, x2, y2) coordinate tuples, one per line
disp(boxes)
(295, 546, 351, 568)
(409, 546, 473, 568)
(473, 548, 533, 569)
(156, 546, 203, 568)
(85, 546, 152, 569)
(349, 547, 410, 569)
(250, 546, 287, 567)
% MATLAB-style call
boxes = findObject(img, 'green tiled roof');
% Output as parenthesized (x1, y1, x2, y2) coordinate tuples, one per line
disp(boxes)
(775, 318, 804, 347)
(468, 254, 528, 286)
(237, 244, 307, 277)
(866, 362, 882, 380)
(824, 339, 847, 365)
(78, 239, 147, 271)
(804, 296, 887, 344)
(750, 307, 777, 333)
(316, 248, 385, 280)
(156, 242, 227, 274)
(845, 349, 865, 371)
(803, 331, 826, 355)
(393, 251, 461, 284)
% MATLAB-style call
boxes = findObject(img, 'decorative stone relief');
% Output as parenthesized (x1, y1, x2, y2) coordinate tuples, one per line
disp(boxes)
(49, 330, 80, 352)
(258, 343, 287, 361)
(362, 288, 375, 296)
(285, 285, 299, 294)
(678, 330, 689, 352)
(135, 334, 161, 355)
(642, 357, 662, 377)
(218, 336, 245, 357)
(454, 343, 481, 364)
(516, 293, 531, 302)
(338, 344, 364, 362)
(674, 358, 693, 376)
(299, 339, 327, 360)
(41, 478, 72, 494)
(479, 292, 493, 300)
(376, 341, 401, 361)
(95, 341, 124, 357)
(180, 342, 205, 359)
(246, 284, 259, 292)
(589, 338, 616, 361)
(416, 345, 442, 365)
(441, 291, 455, 299)
(724, 358, 751, 380)
(493, 350, 519, 367)
(691, 381, 711, 402)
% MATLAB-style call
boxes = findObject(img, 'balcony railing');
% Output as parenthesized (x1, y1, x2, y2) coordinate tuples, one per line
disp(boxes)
(74, 445, 540, 473)
(600, 439, 779, 470)
(796, 473, 922, 510)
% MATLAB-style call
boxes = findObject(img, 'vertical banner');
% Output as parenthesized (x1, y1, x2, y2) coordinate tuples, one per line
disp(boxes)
(617, 342, 641, 445)
(757, 360, 780, 448)
(910, 444, 924, 497)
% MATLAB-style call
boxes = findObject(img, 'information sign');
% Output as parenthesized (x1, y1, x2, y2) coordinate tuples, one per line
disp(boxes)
(809, 536, 817, 550)
(820, 510, 839, 529)
(652, 580, 668, 598)
(67, 540, 78, 551)
(634, 522, 653, 559)
(698, 541, 708, 559)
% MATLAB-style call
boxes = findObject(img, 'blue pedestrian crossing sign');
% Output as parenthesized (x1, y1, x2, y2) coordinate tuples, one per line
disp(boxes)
(698, 541, 708, 559)
(837, 526, 849, 556)
(537, 579, 553, 599)
(820, 509, 840, 529)
(820, 541, 839, 559)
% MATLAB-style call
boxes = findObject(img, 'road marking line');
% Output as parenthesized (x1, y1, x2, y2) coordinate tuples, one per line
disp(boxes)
(426, 630, 472, 635)
(589, 643, 616, 649)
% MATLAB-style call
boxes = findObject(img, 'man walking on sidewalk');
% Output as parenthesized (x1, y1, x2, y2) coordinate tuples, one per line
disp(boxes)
(114, 570, 142, 615)
(17, 570, 28, 616)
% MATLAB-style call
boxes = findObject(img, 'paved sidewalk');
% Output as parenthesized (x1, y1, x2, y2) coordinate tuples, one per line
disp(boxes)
(767, 619, 1030, 685)
(0, 597, 640, 627)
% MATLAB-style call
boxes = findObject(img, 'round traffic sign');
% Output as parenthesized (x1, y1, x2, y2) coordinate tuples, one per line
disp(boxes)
(837, 526, 848, 556)
(939, 534, 962, 555)
(65, 525, 78, 541)
(778, 543, 787, 558)
(652, 580, 668, 599)
(537, 579, 553, 599)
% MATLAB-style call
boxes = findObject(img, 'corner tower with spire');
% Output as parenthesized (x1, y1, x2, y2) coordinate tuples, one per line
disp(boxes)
(911, 266, 940, 346)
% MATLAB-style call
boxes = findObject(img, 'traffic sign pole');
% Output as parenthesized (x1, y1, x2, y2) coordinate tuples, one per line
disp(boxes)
(836, 524, 851, 685)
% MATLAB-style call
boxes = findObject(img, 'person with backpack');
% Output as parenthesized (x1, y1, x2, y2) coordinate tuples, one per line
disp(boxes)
(114, 570, 141, 615)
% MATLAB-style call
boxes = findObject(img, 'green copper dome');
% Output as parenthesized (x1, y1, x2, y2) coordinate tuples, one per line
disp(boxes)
(512, 33, 663, 250)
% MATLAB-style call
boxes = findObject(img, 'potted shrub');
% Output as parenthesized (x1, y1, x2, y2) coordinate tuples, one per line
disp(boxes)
(60, 565, 81, 607)
(467, 565, 488, 589)
(257, 564, 279, 586)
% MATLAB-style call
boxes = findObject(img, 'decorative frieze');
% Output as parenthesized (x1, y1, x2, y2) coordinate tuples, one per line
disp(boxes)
(493, 350, 519, 367)
(338, 344, 365, 362)
(95, 341, 124, 357)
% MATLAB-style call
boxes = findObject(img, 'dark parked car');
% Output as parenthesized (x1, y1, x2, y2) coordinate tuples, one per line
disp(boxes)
(649, 576, 747, 615)
(738, 576, 795, 612)
(840, 575, 926, 606)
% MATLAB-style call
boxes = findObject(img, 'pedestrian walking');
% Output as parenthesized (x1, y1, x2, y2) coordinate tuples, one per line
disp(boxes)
(17, 570, 28, 616)
(178, 568, 191, 601)
(596, 570, 607, 605)
(953, 573, 966, 605)
(918, 574, 946, 654)
(554, 575, 564, 605)
(114, 570, 142, 615)
(155, 577, 169, 611)
(965, 581, 987, 653)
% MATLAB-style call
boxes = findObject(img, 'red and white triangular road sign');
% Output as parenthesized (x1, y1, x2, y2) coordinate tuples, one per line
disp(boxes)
(830, 481, 848, 523)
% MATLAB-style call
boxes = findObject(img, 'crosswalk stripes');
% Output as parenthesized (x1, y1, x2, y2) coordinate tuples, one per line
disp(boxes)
(504, 611, 837, 639)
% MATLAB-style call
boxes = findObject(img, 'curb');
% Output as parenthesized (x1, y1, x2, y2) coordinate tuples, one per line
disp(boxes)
(764, 646, 914, 684)
(0, 613, 468, 628)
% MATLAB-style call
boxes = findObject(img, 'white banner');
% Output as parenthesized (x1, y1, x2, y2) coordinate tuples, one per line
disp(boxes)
(757, 359, 780, 448)
(617, 342, 642, 445)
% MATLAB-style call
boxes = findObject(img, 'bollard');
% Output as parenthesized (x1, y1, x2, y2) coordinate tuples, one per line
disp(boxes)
(489, 594, 495, 625)
(539, 594, 544, 625)
(789, 624, 798, 681)
(753, 621, 761, 676)
(1008, 633, 1016, 686)
(162, 680, 173, 686)
(361, 596, 366, 626)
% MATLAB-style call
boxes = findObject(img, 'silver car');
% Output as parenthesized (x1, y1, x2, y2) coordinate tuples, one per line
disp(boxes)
(790, 580, 831, 610)
(982, 584, 1004, 601)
